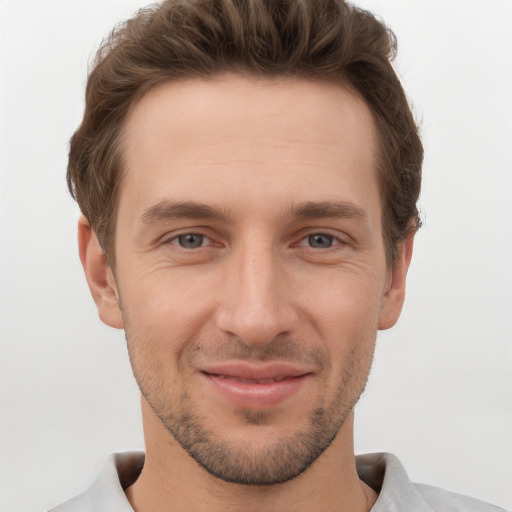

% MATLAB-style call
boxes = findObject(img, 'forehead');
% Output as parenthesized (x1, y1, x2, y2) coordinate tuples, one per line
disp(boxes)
(119, 75, 380, 222)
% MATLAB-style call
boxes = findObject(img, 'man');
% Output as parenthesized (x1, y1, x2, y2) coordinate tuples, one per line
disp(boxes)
(50, 0, 507, 510)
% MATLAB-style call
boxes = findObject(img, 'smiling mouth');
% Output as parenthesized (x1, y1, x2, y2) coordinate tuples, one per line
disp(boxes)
(200, 365, 310, 408)
(203, 372, 295, 384)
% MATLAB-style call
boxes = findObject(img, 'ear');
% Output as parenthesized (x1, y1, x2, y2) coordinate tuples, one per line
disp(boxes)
(378, 233, 414, 330)
(78, 215, 124, 329)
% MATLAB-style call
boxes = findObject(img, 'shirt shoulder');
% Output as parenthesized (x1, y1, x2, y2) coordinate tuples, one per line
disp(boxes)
(48, 452, 144, 512)
(356, 453, 508, 512)
(414, 483, 509, 512)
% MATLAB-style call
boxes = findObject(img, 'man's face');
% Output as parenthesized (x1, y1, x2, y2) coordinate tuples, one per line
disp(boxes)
(95, 76, 408, 485)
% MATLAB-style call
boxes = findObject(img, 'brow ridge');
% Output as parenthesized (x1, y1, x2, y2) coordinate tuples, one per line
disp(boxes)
(140, 199, 367, 224)
(291, 201, 368, 221)
(140, 200, 230, 224)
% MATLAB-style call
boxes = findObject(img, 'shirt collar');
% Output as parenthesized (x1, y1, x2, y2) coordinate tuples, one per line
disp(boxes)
(52, 451, 432, 511)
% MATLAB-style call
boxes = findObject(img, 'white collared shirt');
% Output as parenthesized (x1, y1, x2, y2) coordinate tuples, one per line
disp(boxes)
(48, 452, 508, 511)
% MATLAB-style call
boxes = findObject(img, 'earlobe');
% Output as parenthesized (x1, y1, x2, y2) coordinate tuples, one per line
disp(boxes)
(78, 216, 124, 329)
(378, 233, 414, 331)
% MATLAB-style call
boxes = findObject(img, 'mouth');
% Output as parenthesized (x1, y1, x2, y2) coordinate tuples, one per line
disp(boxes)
(200, 363, 311, 408)
(205, 373, 295, 384)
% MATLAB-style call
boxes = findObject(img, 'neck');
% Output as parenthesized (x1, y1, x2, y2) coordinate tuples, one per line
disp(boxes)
(125, 399, 377, 512)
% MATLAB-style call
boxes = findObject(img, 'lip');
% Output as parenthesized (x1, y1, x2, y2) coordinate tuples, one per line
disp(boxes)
(200, 363, 311, 409)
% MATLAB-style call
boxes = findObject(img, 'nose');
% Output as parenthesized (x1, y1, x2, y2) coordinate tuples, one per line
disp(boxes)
(215, 242, 298, 347)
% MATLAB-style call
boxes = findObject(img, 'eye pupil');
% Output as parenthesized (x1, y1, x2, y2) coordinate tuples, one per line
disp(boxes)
(178, 234, 203, 248)
(308, 234, 333, 248)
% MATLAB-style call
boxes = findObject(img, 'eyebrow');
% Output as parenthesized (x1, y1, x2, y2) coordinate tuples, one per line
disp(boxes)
(139, 199, 367, 224)
(140, 200, 231, 224)
(291, 201, 368, 221)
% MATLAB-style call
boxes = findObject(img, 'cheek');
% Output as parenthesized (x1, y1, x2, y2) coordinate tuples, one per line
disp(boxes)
(297, 273, 381, 385)
(121, 271, 216, 349)
(299, 269, 383, 338)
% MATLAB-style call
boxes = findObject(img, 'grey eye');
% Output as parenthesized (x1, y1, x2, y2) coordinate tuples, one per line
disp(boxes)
(177, 233, 204, 248)
(308, 234, 334, 248)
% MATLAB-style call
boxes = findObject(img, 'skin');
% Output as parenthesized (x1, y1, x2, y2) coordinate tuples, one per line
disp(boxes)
(79, 75, 413, 512)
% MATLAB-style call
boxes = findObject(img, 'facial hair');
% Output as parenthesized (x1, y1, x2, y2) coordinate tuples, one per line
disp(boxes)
(124, 322, 374, 486)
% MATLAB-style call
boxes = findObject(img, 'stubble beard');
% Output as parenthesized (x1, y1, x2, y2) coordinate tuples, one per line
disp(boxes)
(125, 328, 374, 486)
(157, 397, 349, 485)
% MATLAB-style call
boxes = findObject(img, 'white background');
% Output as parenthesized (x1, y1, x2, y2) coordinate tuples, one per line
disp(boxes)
(1, 1, 511, 510)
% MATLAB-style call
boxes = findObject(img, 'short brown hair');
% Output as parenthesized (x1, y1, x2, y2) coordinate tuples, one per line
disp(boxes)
(68, 0, 423, 266)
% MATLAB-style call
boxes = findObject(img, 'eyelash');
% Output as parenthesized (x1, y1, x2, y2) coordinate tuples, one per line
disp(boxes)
(168, 233, 211, 249)
(166, 232, 345, 250)
(297, 233, 343, 249)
